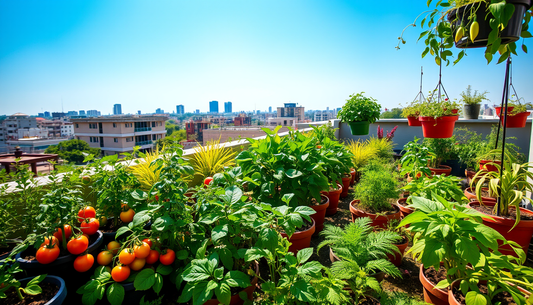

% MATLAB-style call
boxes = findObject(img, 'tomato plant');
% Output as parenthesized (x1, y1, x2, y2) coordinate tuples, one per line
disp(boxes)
(133, 242, 150, 259)
(40, 236, 59, 248)
(74, 254, 94, 272)
(80, 218, 99, 235)
(129, 257, 146, 271)
(67, 235, 89, 255)
(77, 206, 96, 222)
(111, 265, 130, 282)
(204, 177, 213, 186)
(107, 241, 121, 255)
(36, 244, 60, 264)
(52, 225, 72, 243)
(145, 250, 159, 265)
(120, 208, 135, 223)
(142, 238, 152, 248)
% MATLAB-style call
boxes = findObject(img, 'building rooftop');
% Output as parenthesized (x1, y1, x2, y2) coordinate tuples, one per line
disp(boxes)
(71, 115, 169, 123)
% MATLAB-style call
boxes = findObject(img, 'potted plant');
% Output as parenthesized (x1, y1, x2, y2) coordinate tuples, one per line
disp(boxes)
(319, 136, 354, 199)
(345, 140, 376, 185)
(459, 85, 488, 120)
(400, 137, 435, 180)
(337, 92, 381, 136)
(423, 137, 458, 176)
(350, 161, 401, 228)
(378, 219, 411, 267)
(495, 99, 532, 128)
(401, 102, 423, 126)
(471, 150, 533, 257)
(398, 0, 533, 65)
(418, 93, 461, 139)
(400, 196, 521, 305)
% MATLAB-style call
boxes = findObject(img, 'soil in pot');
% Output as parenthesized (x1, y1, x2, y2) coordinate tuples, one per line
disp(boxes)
(310, 195, 329, 235)
(464, 187, 494, 202)
(450, 283, 517, 305)
(421, 265, 449, 305)
(349, 200, 401, 229)
(280, 218, 316, 254)
(3, 281, 59, 305)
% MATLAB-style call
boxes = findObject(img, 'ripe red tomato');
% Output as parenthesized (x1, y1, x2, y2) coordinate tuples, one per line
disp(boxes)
(155, 195, 159, 201)
(111, 265, 130, 282)
(204, 177, 213, 186)
(129, 258, 146, 271)
(145, 250, 160, 265)
(67, 235, 89, 255)
(107, 241, 121, 255)
(134, 242, 150, 259)
(74, 254, 94, 272)
(53, 225, 72, 242)
(81, 218, 99, 235)
(97, 250, 114, 266)
(77, 206, 96, 222)
(120, 209, 135, 223)
(119, 248, 136, 265)
(81, 176, 91, 185)
(36, 245, 60, 264)
(40, 236, 59, 248)
(142, 238, 153, 248)
(159, 249, 175, 266)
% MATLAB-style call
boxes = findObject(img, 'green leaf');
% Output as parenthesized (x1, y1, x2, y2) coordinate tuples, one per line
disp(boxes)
(134, 269, 156, 291)
(285, 169, 303, 178)
(107, 283, 125, 305)
(27, 274, 46, 286)
(115, 226, 132, 240)
(156, 264, 173, 276)
(212, 224, 229, 244)
(192, 282, 213, 305)
(196, 239, 208, 259)
(296, 247, 313, 264)
(153, 215, 175, 232)
(465, 291, 488, 305)
(82, 290, 99, 305)
(224, 271, 251, 288)
(218, 248, 234, 270)
(259, 228, 278, 253)
(177, 249, 188, 260)
(290, 279, 317, 302)
(23, 284, 42, 295)
(153, 273, 163, 294)
(215, 282, 231, 305)
(132, 210, 151, 227)
(244, 248, 268, 262)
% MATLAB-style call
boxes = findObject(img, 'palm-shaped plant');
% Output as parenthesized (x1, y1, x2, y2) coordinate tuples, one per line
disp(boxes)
(318, 218, 401, 302)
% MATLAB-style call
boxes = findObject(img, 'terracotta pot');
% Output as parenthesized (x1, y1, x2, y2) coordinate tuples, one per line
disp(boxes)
(310, 194, 330, 234)
(479, 160, 501, 173)
(463, 187, 495, 202)
(204, 262, 260, 305)
(496, 107, 530, 128)
(465, 169, 477, 185)
(340, 174, 352, 198)
(429, 165, 452, 176)
(419, 116, 458, 139)
(407, 116, 422, 126)
(321, 183, 343, 216)
(396, 198, 413, 218)
(349, 200, 401, 229)
(420, 264, 449, 305)
(280, 218, 316, 254)
(387, 238, 408, 267)
(330, 248, 385, 283)
(350, 168, 356, 186)
(468, 201, 533, 258)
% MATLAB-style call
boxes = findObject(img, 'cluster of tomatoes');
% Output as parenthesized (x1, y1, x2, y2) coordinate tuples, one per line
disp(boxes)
(36, 206, 101, 273)
(96, 239, 176, 282)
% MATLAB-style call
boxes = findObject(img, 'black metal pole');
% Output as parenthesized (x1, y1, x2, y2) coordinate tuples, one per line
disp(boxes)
(496, 56, 512, 216)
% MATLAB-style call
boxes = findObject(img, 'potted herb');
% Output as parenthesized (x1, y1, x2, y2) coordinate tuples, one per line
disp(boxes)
(495, 98, 532, 128)
(400, 196, 521, 305)
(400, 137, 435, 180)
(471, 150, 533, 258)
(418, 92, 461, 139)
(350, 161, 401, 228)
(423, 137, 457, 176)
(337, 92, 381, 136)
(398, 0, 533, 65)
(460, 85, 488, 120)
(401, 102, 423, 126)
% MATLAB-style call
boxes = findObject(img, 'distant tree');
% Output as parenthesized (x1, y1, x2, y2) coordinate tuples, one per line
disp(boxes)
(155, 130, 187, 150)
(44, 139, 101, 164)
(380, 108, 403, 119)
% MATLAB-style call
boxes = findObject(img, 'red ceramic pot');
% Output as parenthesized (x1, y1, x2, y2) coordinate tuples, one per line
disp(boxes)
(407, 116, 422, 126)
(350, 168, 356, 186)
(468, 201, 533, 259)
(349, 199, 401, 229)
(340, 174, 351, 198)
(495, 106, 514, 116)
(396, 198, 413, 218)
(479, 160, 501, 173)
(465, 169, 477, 185)
(420, 264, 449, 305)
(204, 262, 259, 305)
(419, 116, 458, 139)
(310, 194, 330, 235)
(496, 107, 529, 128)
(321, 183, 343, 216)
(280, 218, 316, 254)
(463, 187, 495, 202)
(429, 165, 452, 176)
(387, 238, 409, 267)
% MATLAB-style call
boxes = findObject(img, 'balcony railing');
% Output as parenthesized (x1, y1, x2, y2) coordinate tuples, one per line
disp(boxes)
(134, 127, 152, 132)
(135, 140, 153, 146)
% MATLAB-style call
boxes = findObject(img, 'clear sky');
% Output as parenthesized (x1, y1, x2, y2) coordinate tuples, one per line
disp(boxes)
(1, 0, 532, 115)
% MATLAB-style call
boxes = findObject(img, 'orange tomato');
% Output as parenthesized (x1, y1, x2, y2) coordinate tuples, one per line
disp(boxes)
(142, 238, 153, 248)
(74, 254, 94, 272)
(97, 250, 114, 266)
(53, 225, 72, 242)
(119, 248, 136, 265)
(159, 249, 175, 266)
(67, 235, 89, 255)
(133, 242, 150, 259)
(129, 257, 146, 271)
(120, 209, 135, 223)
(111, 265, 130, 282)
(40, 236, 59, 248)
(107, 241, 121, 255)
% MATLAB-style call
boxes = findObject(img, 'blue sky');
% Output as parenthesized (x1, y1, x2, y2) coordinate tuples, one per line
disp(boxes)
(1, 0, 531, 115)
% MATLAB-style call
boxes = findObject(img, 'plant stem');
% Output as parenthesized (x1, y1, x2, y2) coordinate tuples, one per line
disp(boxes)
(17, 288, 24, 301)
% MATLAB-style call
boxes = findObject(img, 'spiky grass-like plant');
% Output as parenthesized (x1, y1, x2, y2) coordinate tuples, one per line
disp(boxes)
(319, 218, 402, 303)
(345, 140, 376, 170)
(366, 137, 395, 160)
(130, 148, 163, 191)
(189, 139, 236, 182)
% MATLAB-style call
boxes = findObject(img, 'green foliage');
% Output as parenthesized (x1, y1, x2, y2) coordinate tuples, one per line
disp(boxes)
(44, 139, 100, 164)
(337, 92, 381, 123)
(401, 100, 423, 118)
(402, 175, 466, 204)
(354, 162, 399, 213)
(377, 290, 428, 305)
(0, 259, 45, 301)
(307, 124, 337, 143)
(423, 136, 458, 167)
(380, 108, 403, 119)
(188, 139, 236, 182)
(460, 85, 489, 105)
(0, 172, 20, 247)
(317, 136, 354, 187)
(418, 91, 461, 118)
(400, 137, 435, 179)
(366, 137, 395, 161)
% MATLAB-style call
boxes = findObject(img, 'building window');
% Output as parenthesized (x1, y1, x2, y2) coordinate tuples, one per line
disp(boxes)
(113, 123, 117, 128)
(125, 123, 132, 128)
(89, 137, 99, 143)
(114, 138, 118, 143)
(89, 123, 97, 129)
(152, 122, 156, 127)
(75, 124, 79, 128)
(126, 137, 133, 142)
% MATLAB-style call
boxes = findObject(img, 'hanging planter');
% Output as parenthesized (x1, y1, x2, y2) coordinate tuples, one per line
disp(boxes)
(419, 115, 459, 138)
(496, 106, 530, 128)
(407, 116, 422, 126)
(448, 0, 531, 49)
(337, 92, 381, 137)
(348, 121, 370, 135)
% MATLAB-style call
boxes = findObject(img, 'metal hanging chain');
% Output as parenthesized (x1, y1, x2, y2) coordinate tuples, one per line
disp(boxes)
(430, 41, 450, 103)
(412, 66, 426, 103)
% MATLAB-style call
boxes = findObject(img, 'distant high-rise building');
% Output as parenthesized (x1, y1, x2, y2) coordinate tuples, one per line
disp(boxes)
(209, 101, 219, 113)
(67, 111, 78, 117)
(138, 110, 141, 115)
(52, 112, 66, 119)
(113, 104, 122, 115)
(44, 111, 51, 117)
(196, 109, 200, 114)
(257, 110, 260, 114)
(155, 108, 164, 114)
(38, 113, 44, 117)
(87, 110, 100, 117)
(269, 106, 272, 113)
(224, 102, 232, 113)
(176, 105, 185, 114)
(79, 110, 86, 116)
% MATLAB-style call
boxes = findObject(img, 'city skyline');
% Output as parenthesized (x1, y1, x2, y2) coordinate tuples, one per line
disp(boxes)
(1, 1, 532, 115)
